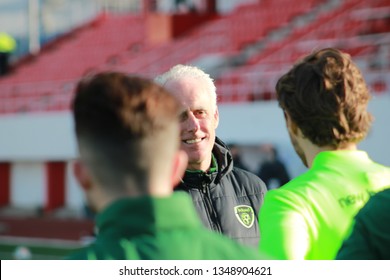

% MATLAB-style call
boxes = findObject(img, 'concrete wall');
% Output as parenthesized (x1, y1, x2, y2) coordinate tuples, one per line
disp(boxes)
(0, 112, 77, 161)
(0, 94, 389, 210)
(10, 162, 45, 208)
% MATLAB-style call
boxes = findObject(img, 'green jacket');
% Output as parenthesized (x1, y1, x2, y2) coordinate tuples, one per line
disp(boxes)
(67, 192, 265, 260)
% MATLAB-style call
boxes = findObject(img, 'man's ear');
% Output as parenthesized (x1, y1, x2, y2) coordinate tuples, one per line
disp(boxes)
(171, 150, 188, 188)
(73, 160, 93, 191)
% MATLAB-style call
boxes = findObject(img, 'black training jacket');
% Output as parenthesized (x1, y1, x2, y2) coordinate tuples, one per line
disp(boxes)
(175, 137, 267, 248)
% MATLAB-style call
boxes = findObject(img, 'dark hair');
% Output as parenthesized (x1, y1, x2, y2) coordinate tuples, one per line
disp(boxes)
(276, 48, 372, 148)
(73, 72, 180, 194)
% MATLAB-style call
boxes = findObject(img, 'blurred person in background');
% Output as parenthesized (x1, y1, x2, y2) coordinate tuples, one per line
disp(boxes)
(0, 32, 16, 76)
(259, 48, 390, 259)
(336, 187, 390, 260)
(256, 143, 290, 190)
(229, 143, 250, 171)
(68, 71, 267, 260)
(155, 64, 267, 248)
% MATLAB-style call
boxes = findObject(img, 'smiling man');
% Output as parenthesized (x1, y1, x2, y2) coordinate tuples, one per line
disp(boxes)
(156, 65, 267, 248)
(67, 71, 268, 260)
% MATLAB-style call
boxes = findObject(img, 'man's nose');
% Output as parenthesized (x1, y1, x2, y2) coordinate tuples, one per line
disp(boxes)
(185, 113, 200, 132)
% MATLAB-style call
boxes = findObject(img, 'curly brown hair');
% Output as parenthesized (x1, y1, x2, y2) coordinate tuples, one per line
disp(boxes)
(276, 48, 373, 148)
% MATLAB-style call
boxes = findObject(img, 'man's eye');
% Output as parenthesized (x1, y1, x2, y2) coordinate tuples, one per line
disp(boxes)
(195, 110, 206, 117)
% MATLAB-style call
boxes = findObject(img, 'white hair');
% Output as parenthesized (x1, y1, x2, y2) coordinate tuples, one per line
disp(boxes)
(155, 64, 217, 110)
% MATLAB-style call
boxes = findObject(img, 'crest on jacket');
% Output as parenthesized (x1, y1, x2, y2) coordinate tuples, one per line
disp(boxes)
(234, 205, 255, 228)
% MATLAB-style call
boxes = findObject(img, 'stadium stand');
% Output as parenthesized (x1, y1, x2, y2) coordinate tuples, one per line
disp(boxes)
(215, 0, 390, 102)
(0, 13, 145, 114)
(0, 0, 389, 113)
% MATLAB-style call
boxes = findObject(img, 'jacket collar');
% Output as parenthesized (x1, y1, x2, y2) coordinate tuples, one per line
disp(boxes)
(312, 150, 371, 169)
(180, 137, 234, 188)
(213, 137, 234, 178)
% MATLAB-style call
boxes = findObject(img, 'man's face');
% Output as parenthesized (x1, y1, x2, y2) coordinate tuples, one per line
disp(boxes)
(164, 77, 219, 171)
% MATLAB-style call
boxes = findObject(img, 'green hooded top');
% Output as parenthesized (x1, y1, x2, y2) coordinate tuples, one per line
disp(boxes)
(67, 192, 266, 260)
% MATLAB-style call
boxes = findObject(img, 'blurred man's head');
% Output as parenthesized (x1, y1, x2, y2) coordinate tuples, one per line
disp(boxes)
(260, 144, 277, 162)
(155, 65, 219, 171)
(72, 72, 187, 212)
(276, 48, 372, 166)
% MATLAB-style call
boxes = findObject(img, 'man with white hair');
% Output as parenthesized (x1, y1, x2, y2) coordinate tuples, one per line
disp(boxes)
(68, 71, 268, 259)
(155, 65, 267, 248)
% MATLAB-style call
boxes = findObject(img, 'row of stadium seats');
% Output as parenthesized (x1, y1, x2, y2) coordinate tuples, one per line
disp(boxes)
(1, 13, 145, 84)
(0, 0, 323, 114)
(215, 0, 390, 103)
(0, 0, 389, 114)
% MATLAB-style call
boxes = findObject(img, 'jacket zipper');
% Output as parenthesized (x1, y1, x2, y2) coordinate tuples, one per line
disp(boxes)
(202, 179, 222, 233)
